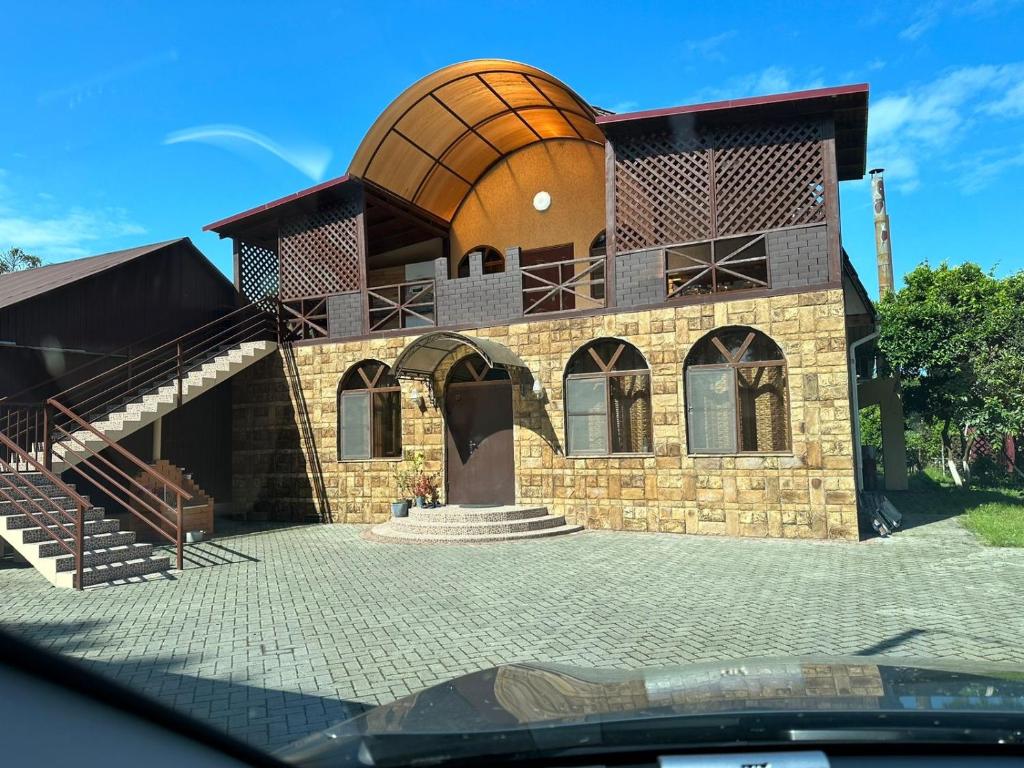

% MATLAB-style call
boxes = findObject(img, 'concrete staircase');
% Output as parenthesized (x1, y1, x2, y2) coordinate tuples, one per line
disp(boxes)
(38, 340, 276, 473)
(368, 504, 582, 544)
(0, 473, 171, 588)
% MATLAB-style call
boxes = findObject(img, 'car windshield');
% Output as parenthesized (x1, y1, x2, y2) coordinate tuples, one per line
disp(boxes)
(2, 3, 1024, 765)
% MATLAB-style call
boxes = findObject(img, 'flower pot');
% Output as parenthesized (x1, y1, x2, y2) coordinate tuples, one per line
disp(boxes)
(391, 500, 409, 518)
(414, 495, 426, 508)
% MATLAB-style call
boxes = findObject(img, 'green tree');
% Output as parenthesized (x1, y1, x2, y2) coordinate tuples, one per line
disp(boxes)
(0, 247, 43, 274)
(878, 263, 1024, 485)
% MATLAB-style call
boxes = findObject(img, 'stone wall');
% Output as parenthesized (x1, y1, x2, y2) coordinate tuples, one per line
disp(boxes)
(434, 248, 523, 326)
(232, 288, 859, 539)
(615, 248, 666, 308)
(327, 291, 363, 338)
(767, 225, 830, 289)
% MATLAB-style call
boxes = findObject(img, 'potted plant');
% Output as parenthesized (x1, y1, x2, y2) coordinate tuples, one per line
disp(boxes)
(392, 462, 415, 518)
(411, 472, 439, 508)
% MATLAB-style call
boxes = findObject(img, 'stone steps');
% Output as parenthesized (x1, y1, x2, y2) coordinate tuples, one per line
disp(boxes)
(368, 504, 582, 544)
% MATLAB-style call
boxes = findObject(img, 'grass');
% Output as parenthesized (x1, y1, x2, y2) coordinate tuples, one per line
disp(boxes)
(888, 468, 1024, 547)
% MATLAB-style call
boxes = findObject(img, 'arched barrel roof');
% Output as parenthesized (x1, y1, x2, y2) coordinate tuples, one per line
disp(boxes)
(348, 59, 603, 221)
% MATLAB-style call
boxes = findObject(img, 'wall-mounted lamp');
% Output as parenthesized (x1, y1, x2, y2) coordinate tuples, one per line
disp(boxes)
(532, 190, 551, 212)
(531, 377, 545, 400)
(408, 387, 425, 408)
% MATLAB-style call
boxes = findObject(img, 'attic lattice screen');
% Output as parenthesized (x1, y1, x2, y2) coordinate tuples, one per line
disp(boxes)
(238, 241, 279, 312)
(613, 120, 826, 252)
(279, 200, 362, 299)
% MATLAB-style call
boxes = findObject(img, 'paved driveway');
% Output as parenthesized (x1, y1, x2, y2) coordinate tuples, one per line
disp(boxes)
(2, 514, 1023, 751)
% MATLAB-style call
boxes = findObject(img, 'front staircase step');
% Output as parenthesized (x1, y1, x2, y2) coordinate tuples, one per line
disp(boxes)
(369, 504, 583, 544)
(5, 507, 105, 530)
(22, 517, 120, 544)
(37, 530, 137, 557)
(369, 522, 584, 544)
(70, 555, 173, 589)
(391, 513, 567, 536)
(52, 543, 156, 572)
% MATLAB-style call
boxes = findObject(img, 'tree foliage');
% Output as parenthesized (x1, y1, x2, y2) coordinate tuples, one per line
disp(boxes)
(878, 262, 1024, 483)
(0, 247, 43, 274)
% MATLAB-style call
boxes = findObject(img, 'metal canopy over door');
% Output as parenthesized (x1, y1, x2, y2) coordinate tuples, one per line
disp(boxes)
(444, 357, 515, 505)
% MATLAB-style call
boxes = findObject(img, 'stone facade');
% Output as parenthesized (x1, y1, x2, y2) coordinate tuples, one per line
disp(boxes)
(232, 288, 858, 540)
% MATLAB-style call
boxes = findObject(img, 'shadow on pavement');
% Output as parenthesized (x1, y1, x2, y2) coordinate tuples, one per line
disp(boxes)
(0, 618, 368, 751)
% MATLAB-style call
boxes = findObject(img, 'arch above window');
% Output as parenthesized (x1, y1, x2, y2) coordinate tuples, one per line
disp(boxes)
(684, 327, 790, 455)
(564, 338, 652, 456)
(338, 360, 402, 460)
(456, 246, 505, 278)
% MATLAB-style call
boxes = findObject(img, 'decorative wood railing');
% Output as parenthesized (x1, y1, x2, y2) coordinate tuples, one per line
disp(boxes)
(0, 430, 90, 589)
(367, 279, 436, 331)
(280, 296, 329, 341)
(665, 234, 769, 299)
(521, 254, 606, 315)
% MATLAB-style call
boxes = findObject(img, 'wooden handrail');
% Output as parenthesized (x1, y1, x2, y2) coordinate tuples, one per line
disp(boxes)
(366, 277, 435, 293)
(520, 254, 606, 272)
(46, 400, 192, 501)
(0, 431, 91, 508)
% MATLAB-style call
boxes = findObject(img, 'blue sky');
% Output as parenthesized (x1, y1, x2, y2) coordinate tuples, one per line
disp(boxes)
(2, 0, 1022, 297)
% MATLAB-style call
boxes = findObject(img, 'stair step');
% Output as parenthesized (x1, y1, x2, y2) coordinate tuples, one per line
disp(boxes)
(390, 513, 567, 535)
(74, 555, 173, 588)
(37, 530, 137, 557)
(369, 522, 583, 544)
(22, 517, 120, 544)
(406, 505, 550, 523)
(52, 543, 155, 571)
(5, 507, 105, 529)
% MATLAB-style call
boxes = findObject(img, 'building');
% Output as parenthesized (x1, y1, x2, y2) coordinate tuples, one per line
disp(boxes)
(203, 59, 901, 541)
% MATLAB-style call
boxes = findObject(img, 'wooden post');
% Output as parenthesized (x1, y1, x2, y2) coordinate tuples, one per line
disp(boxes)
(43, 404, 52, 472)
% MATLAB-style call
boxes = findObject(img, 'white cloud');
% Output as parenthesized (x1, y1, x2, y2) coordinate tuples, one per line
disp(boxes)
(689, 66, 825, 104)
(38, 49, 179, 109)
(898, 0, 1018, 40)
(164, 124, 332, 182)
(608, 100, 639, 114)
(0, 173, 145, 259)
(868, 64, 1024, 193)
(952, 145, 1024, 194)
(683, 30, 738, 63)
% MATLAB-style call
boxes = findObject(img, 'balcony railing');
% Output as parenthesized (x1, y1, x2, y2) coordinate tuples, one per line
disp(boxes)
(521, 254, 606, 315)
(280, 296, 329, 340)
(367, 278, 436, 332)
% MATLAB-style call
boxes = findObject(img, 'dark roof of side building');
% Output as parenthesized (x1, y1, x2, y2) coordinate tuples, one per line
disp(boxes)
(0, 239, 229, 311)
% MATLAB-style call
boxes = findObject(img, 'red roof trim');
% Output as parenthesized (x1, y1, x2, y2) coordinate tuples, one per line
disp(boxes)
(203, 174, 353, 232)
(595, 83, 869, 126)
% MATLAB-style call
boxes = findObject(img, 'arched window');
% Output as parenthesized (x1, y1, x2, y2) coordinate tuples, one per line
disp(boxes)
(456, 246, 504, 278)
(338, 360, 402, 459)
(684, 327, 789, 454)
(589, 231, 606, 301)
(564, 339, 652, 456)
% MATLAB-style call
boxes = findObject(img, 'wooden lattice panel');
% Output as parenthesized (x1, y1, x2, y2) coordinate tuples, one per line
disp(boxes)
(279, 199, 361, 299)
(713, 121, 825, 236)
(239, 241, 279, 312)
(614, 132, 712, 252)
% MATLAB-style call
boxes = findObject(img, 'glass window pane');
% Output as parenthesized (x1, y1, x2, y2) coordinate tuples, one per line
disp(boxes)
(372, 390, 402, 458)
(568, 414, 608, 454)
(566, 377, 607, 415)
(340, 391, 370, 458)
(610, 374, 652, 453)
(686, 367, 737, 454)
(738, 366, 790, 451)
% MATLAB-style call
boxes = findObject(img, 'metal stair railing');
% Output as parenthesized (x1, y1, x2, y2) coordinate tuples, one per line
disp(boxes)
(45, 399, 192, 571)
(0, 430, 90, 590)
(49, 302, 276, 431)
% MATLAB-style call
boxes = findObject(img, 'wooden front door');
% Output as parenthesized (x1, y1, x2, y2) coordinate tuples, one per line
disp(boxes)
(445, 379, 515, 505)
(521, 243, 575, 314)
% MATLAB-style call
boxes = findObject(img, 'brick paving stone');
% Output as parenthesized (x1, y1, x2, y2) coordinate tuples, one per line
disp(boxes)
(1, 512, 1023, 752)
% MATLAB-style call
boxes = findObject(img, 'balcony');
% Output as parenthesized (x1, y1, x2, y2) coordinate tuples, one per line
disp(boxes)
(368, 279, 437, 332)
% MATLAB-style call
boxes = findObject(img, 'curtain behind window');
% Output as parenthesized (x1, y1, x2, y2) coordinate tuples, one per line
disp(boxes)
(737, 366, 789, 451)
(610, 374, 652, 453)
(686, 367, 737, 453)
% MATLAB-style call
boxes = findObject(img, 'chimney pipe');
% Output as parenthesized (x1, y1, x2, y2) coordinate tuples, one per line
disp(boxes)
(870, 168, 894, 297)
